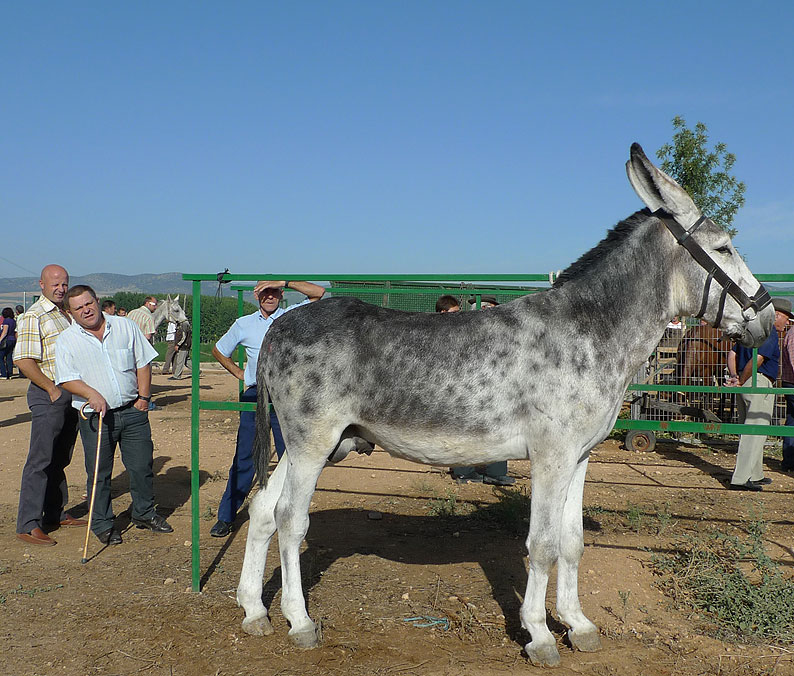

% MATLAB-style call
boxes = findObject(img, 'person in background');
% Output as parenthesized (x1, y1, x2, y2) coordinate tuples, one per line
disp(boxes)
(435, 295, 460, 313)
(1, 307, 17, 379)
(13, 264, 84, 546)
(209, 279, 325, 537)
(169, 319, 192, 380)
(15, 304, 25, 319)
(127, 296, 157, 342)
(726, 297, 792, 490)
(117, 307, 128, 317)
(780, 309, 794, 472)
(101, 300, 117, 315)
(161, 321, 177, 375)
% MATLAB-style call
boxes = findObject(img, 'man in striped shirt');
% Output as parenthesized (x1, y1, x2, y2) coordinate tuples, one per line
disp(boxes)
(13, 264, 85, 546)
(55, 285, 173, 545)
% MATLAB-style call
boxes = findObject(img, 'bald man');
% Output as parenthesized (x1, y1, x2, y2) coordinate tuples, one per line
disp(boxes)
(13, 264, 85, 546)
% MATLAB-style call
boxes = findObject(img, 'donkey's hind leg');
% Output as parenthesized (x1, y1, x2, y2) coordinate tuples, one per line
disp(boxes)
(275, 451, 327, 649)
(556, 457, 601, 653)
(237, 455, 288, 636)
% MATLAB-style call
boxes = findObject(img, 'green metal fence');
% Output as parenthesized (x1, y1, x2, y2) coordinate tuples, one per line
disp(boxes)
(182, 272, 794, 591)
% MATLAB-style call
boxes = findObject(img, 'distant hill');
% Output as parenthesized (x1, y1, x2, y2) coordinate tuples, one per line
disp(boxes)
(0, 272, 194, 296)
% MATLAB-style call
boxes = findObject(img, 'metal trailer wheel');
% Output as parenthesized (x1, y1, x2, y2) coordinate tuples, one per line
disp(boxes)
(625, 429, 656, 452)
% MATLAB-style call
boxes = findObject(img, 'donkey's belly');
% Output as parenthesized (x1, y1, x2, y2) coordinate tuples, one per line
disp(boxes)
(365, 425, 529, 466)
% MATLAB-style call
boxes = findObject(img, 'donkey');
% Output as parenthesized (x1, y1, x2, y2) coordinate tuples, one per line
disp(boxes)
(236, 144, 773, 667)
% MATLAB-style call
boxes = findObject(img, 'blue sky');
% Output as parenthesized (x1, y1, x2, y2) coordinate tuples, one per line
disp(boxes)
(2, 1, 792, 281)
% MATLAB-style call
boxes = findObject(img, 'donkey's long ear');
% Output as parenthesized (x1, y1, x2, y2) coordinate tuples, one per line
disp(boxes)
(626, 143, 700, 226)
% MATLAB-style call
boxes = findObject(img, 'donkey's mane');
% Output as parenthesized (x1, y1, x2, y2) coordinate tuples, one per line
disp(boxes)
(553, 209, 651, 288)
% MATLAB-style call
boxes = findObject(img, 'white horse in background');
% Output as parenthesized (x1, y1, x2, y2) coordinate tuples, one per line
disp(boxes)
(152, 294, 188, 330)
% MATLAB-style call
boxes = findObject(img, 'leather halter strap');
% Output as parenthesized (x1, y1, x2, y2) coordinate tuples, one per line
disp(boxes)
(652, 209, 772, 321)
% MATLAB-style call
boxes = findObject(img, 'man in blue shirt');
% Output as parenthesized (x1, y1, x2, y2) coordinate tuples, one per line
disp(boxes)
(210, 279, 325, 537)
(56, 285, 174, 545)
(726, 297, 792, 490)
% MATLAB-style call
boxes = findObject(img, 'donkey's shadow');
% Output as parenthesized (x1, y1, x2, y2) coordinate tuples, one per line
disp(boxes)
(254, 503, 596, 644)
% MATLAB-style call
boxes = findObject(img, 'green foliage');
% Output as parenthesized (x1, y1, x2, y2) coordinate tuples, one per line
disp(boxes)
(656, 116, 745, 237)
(651, 519, 794, 644)
(428, 489, 464, 517)
(479, 485, 532, 535)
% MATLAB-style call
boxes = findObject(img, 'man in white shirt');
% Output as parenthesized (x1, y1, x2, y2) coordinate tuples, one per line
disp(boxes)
(161, 321, 177, 374)
(55, 285, 173, 545)
(209, 279, 325, 537)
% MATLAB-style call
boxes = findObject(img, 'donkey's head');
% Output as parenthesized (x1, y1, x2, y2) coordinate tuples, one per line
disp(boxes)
(626, 144, 773, 348)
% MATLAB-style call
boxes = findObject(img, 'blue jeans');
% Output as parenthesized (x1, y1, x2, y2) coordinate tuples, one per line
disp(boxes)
(217, 385, 285, 523)
(0, 341, 14, 377)
(782, 382, 794, 470)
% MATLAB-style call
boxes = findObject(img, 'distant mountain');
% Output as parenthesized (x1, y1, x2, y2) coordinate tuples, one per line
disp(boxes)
(0, 272, 194, 296)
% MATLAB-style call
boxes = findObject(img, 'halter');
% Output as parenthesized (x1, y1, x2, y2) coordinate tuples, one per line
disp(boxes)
(652, 209, 771, 327)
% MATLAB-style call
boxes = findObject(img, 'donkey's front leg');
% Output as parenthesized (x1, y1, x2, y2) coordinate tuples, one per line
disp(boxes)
(238, 456, 288, 636)
(275, 454, 326, 649)
(556, 457, 601, 653)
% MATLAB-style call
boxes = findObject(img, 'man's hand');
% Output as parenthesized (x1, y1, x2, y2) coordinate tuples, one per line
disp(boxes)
(133, 397, 149, 412)
(86, 391, 109, 415)
(253, 280, 286, 298)
(47, 385, 64, 403)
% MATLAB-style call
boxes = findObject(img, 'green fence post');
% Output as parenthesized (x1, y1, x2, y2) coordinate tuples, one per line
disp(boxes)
(191, 280, 201, 592)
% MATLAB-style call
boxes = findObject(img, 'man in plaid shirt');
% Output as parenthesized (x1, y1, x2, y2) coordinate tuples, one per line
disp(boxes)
(13, 264, 86, 546)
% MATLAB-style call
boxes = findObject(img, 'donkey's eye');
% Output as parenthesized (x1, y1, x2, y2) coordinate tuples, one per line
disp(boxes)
(716, 246, 731, 255)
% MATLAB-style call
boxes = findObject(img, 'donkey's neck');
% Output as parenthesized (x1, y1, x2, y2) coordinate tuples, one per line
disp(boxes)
(551, 215, 681, 384)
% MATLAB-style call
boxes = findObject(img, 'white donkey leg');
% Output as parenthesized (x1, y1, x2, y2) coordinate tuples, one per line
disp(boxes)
(237, 456, 288, 636)
(520, 467, 572, 667)
(556, 458, 601, 653)
(275, 454, 326, 649)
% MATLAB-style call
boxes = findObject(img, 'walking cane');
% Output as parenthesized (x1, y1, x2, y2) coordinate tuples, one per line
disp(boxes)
(80, 403, 103, 564)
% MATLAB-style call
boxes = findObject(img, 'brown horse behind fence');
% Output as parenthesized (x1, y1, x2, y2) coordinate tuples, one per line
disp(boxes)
(677, 323, 735, 422)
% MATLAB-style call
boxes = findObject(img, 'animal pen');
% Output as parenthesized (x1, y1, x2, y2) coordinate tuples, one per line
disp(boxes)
(182, 272, 794, 592)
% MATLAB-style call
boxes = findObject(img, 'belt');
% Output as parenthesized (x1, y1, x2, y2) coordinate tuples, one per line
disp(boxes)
(108, 399, 137, 413)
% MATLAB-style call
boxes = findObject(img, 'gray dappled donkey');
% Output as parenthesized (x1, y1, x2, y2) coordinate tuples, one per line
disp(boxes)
(236, 144, 773, 667)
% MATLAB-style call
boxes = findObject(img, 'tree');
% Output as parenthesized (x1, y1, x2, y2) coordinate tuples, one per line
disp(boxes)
(656, 116, 745, 237)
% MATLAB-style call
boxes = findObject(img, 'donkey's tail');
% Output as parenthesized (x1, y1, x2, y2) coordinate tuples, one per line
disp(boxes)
(252, 385, 272, 487)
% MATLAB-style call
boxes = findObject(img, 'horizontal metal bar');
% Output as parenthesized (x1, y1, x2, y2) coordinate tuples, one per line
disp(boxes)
(183, 273, 552, 282)
(614, 419, 794, 436)
(628, 384, 794, 394)
(199, 401, 257, 412)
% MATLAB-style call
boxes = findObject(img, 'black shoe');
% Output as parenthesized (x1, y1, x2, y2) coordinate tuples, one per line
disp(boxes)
(729, 480, 763, 492)
(752, 477, 772, 485)
(210, 520, 234, 537)
(167, 376, 179, 380)
(96, 528, 122, 545)
(132, 514, 173, 533)
(483, 474, 516, 486)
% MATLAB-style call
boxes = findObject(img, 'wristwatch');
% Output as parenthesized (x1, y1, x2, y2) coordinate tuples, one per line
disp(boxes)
(137, 395, 152, 402)
(284, 280, 290, 289)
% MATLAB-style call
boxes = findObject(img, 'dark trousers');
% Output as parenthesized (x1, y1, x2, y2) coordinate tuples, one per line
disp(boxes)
(0, 342, 14, 377)
(79, 406, 156, 535)
(782, 381, 794, 470)
(162, 341, 176, 373)
(16, 384, 79, 533)
(217, 385, 285, 523)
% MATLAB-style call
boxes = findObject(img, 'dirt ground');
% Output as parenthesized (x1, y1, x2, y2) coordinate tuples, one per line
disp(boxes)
(2, 371, 793, 676)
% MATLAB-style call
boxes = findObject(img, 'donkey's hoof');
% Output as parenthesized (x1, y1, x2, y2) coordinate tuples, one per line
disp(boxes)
(524, 641, 561, 667)
(242, 614, 274, 636)
(568, 627, 602, 652)
(288, 626, 320, 649)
